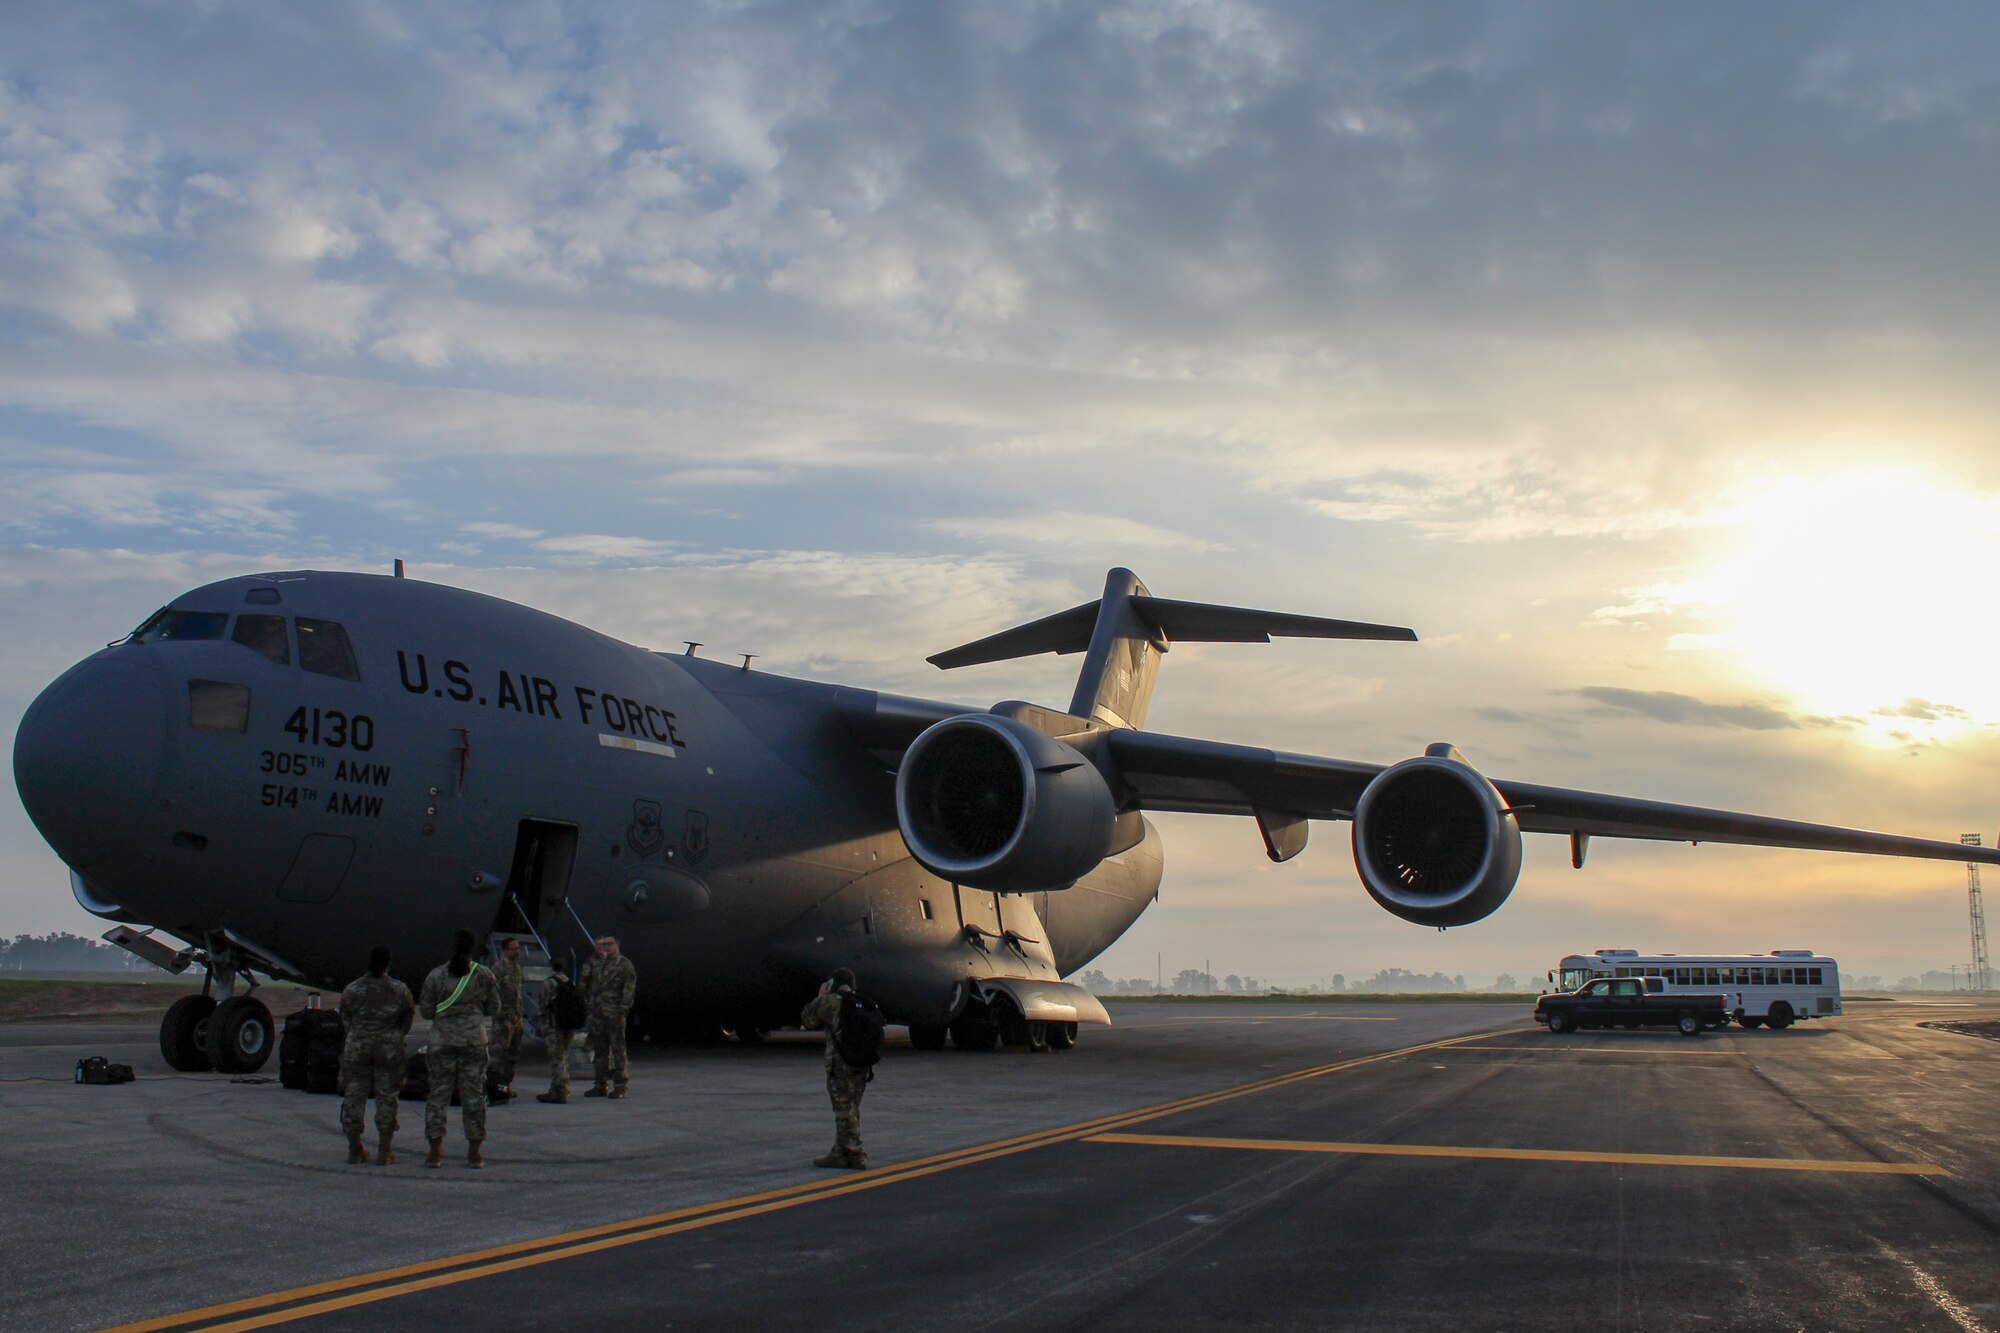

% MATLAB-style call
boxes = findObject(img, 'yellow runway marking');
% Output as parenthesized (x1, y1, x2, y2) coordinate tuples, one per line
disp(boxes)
(1087, 1131, 1950, 1176)
(103, 1029, 1499, 1333)
(1466, 1045, 1747, 1055)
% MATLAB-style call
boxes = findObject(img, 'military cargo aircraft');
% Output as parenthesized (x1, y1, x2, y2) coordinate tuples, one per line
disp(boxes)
(14, 566, 1999, 1073)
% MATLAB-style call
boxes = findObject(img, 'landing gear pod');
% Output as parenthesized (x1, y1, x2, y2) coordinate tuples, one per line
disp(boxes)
(896, 714, 1116, 893)
(1352, 743, 1522, 927)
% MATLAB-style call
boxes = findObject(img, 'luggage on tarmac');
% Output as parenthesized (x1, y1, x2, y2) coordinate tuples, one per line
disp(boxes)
(280, 1008, 345, 1094)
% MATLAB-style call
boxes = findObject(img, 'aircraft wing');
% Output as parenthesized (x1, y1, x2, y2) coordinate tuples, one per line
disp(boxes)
(1104, 729, 2000, 866)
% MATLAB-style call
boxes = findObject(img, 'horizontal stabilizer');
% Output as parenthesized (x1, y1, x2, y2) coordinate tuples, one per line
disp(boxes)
(929, 593, 1414, 669)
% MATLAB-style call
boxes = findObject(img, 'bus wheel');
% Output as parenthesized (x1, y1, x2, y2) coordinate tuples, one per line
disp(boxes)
(1739, 1015, 1764, 1029)
(1676, 1011, 1702, 1037)
(1766, 1005, 1794, 1030)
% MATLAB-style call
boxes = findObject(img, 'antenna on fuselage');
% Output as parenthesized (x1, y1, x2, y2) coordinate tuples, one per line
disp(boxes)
(684, 642, 702, 657)
(393, 559, 406, 578)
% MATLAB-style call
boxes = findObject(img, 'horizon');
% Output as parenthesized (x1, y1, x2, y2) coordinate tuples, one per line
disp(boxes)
(3, 3, 1997, 988)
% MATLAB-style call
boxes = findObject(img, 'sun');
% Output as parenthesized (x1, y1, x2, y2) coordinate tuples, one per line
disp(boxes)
(1679, 470, 2000, 740)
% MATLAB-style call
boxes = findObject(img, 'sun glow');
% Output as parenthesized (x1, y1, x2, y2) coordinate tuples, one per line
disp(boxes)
(1681, 470, 2000, 741)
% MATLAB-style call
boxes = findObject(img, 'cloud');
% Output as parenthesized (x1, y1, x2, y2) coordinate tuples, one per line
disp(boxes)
(1565, 687, 1811, 732)
(932, 509, 1229, 554)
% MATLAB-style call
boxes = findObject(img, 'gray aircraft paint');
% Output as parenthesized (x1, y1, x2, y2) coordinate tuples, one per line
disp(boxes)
(15, 565, 2000, 1047)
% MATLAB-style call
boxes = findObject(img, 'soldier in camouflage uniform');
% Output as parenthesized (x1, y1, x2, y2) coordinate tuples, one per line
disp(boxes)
(337, 945, 414, 1165)
(581, 934, 638, 1098)
(416, 929, 502, 1168)
(536, 955, 585, 1104)
(488, 936, 525, 1102)
(800, 967, 870, 1169)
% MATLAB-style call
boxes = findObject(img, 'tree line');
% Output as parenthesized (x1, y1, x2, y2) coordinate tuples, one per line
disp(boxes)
(0, 932, 150, 972)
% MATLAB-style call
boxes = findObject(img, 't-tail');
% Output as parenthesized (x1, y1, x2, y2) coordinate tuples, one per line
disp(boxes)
(927, 567, 1416, 731)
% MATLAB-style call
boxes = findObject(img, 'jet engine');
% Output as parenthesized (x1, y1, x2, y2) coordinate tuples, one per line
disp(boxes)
(896, 714, 1117, 893)
(1351, 744, 1522, 927)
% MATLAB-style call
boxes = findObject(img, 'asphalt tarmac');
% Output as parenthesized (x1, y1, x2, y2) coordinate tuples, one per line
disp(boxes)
(5, 998, 1996, 1332)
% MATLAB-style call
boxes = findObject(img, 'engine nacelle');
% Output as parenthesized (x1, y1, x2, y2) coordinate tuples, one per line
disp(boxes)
(896, 714, 1117, 893)
(1351, 745, 1522, 927)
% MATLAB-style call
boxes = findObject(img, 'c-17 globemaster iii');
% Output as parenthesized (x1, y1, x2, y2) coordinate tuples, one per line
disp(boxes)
(13, 565, 1998, 1074)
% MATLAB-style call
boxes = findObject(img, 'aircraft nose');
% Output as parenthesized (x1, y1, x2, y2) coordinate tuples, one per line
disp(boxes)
(13, 651, 167, 869)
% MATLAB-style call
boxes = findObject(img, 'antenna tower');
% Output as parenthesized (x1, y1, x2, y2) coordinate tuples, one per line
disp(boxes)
(1965, 834, 1991, 992)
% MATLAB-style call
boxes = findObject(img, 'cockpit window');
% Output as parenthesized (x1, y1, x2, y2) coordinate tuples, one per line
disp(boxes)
(297, 618, 360, 680)
(231, 614, 291, 665)
(131, 609, 229, 644)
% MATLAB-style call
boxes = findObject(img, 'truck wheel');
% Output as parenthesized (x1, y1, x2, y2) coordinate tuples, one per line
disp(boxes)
(1676, 1011, 1702, 1037)
(1739, 1015, 1764, 1029)
(1546, 1011, 1573, 1034)
(1766, 1004, 1794, 1030)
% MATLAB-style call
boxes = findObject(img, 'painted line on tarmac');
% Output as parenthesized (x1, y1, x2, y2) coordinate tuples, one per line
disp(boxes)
(1084, 1131, 1951, 1176)
(101, 1028, 1501, 1333)
(1464, 1044, 1748, 1055)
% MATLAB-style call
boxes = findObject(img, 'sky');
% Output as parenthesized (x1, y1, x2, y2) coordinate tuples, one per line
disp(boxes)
(3, 1, 1999, 988)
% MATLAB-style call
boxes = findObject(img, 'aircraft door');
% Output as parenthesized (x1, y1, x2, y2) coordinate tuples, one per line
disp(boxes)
(494, 820, 580, 955)
(954, 885, 1002, 947)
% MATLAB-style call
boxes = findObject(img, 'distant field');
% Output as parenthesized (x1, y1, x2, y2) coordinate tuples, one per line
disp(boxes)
(0, 977, 319, 1024)
(1102, 992, 1540, 1005)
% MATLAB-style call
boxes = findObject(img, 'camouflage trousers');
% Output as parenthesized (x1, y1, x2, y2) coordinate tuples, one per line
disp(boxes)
(488, 1015, 523, 1088)
(546, 1028, 578, 1092)
(425, 1041, 488, 1143)
(826, 1063, 869, 1158)
(338, 1036, 407, 1136)
(588, 1012, 628, 1090)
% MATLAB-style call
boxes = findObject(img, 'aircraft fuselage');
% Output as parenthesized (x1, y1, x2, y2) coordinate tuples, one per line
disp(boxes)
(14, 572, 1162, 1030)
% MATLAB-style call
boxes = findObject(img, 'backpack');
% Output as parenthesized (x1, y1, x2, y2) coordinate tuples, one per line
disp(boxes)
(74, 1056, 135, 1085)
(832, 991, 885, 1070)
(546, 975, 588, 1032)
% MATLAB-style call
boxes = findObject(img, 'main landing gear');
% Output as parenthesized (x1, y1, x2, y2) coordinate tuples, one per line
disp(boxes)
(933, 996, 1079, 1053)
(159, 951, 275, 1075)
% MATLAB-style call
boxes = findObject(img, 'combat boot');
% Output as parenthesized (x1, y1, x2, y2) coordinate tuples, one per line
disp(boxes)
(345, 1130, 369, 1165)
(608, 1085, 627, 1100)
(376, 1131, 396, 1165)
(467, 1141, 484, 1170)
(844, 1153, 867, 1170)
(584, 1082, 609, 1098)
(814, 1151, 846, 1168)
(425, 1137, 444, 1169)
(536, 1088, 566, 1104)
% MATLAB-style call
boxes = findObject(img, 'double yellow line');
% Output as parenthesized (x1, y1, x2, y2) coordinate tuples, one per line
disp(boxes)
(106, 1029, 1497, 1333)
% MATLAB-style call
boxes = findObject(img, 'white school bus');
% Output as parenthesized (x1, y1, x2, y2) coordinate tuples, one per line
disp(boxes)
(1548, 949, 1842, 1029)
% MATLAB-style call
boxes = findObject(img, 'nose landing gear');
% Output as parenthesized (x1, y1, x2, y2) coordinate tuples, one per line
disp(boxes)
(155, 940, 278, 1074)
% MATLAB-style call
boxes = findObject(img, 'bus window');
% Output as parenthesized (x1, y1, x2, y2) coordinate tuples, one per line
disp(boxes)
(1809, 967, 1823, 985)
(231, 614, 290, 665)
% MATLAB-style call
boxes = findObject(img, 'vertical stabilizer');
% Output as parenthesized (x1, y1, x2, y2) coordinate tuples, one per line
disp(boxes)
(1067, 568, 1166, 730)
(925, 568, 1415, 732)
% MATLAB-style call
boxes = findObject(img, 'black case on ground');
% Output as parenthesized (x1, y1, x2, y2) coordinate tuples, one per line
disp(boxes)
(280, 1008, 346, 1093)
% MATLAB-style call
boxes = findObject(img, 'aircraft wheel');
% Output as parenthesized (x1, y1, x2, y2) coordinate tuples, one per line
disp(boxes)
(727, 1020, 769, 1045)
(1766, 1005, 1794, 1031)
(1739, 1015, 1764, 1029)
(949, 1012, 998, 1052)
(1545, 1011, 1572, 1034)
(1046, 1021, 1077, 1051)
(907, 1023, 948, 1051)
(161, 994, 217, 1071)
(208, 996, 275, 1073)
